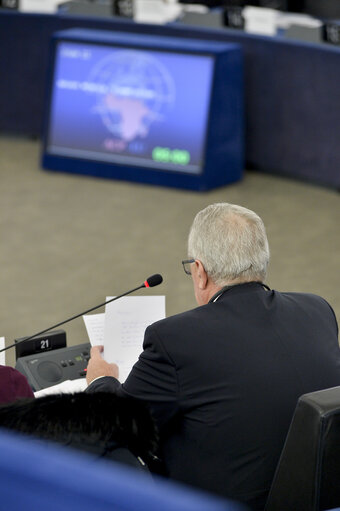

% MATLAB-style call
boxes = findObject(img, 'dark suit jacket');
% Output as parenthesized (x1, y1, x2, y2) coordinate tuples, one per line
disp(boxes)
(88, 282, 340, 509)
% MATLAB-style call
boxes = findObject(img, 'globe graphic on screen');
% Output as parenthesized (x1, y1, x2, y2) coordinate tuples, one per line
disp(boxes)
(87, 50, 176, 143)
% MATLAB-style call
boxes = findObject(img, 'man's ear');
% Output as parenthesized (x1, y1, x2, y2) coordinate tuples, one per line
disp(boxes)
(195, 260, 208, 289)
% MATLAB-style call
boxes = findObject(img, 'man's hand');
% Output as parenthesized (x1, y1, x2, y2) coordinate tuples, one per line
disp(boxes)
(86, 345, 119, 385)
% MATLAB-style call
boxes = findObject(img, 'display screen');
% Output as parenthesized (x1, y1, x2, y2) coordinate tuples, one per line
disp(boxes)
(46, 41, 214, 174)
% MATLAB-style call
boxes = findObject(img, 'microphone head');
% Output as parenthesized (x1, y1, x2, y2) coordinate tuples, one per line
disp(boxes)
(144, 274, 163, 288)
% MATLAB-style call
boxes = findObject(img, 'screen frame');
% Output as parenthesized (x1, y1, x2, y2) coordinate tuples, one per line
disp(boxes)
(41, 29, 244, 191)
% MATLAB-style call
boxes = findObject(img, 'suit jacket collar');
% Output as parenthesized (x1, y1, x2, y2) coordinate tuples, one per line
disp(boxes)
(209, 281, 270, 303)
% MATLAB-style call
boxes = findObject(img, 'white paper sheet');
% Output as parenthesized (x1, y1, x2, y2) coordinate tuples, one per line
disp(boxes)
(83, 313, 105, 346)
(0, 338, 5, 366)
(134, 0, 182, 24)
(104, 296, 165, 382)
(243, 6, 279, 36)
(20, 0, 59, 13)
(34, 378, 87, 398)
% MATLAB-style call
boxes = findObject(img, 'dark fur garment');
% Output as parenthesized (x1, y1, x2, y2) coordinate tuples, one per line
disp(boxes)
(0, 392, 160, 469)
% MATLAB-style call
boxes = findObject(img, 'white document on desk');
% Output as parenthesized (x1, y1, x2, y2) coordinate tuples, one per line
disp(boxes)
(104, 296, 165, 383)
(34, 378, 88, 398)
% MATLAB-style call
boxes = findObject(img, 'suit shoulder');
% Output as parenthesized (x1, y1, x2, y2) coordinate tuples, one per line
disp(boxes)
(148, 304, 208, 332)
(276, 290, 337, 321)
(278, 290, 332, 307)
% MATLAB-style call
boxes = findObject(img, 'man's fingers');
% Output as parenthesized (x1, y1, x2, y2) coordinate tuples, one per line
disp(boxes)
(90, 345, 104, 358)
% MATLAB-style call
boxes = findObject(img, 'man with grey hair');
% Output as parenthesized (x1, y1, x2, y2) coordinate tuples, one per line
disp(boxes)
(86, 203, 340, 510)
(186, 203, 270, 304)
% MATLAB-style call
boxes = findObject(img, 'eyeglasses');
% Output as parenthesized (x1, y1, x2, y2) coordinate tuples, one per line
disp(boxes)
(182, 259, 195, 275)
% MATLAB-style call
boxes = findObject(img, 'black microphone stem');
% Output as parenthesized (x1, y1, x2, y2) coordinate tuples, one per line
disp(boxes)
(1, 283, 145, 354)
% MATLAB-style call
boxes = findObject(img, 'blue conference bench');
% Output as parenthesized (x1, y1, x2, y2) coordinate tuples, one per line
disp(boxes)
(0, 9, 339, 188)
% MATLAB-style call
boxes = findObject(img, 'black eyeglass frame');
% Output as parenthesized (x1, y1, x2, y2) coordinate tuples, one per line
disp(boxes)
(182, 259, 195, 275)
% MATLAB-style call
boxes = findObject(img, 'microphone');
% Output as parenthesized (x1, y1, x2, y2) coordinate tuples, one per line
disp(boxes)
(1, 274, 163, 354)
(144, 274, 163, 288)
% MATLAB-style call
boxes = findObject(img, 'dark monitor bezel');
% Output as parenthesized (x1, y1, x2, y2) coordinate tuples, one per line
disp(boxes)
(41, 29, 244, 191)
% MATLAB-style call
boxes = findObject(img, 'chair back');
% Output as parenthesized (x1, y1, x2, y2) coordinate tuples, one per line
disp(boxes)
(265, 385, 340, 511)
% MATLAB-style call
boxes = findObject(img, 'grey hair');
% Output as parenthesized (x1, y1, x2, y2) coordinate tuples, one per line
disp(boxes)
(188, 203, 270, 285)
